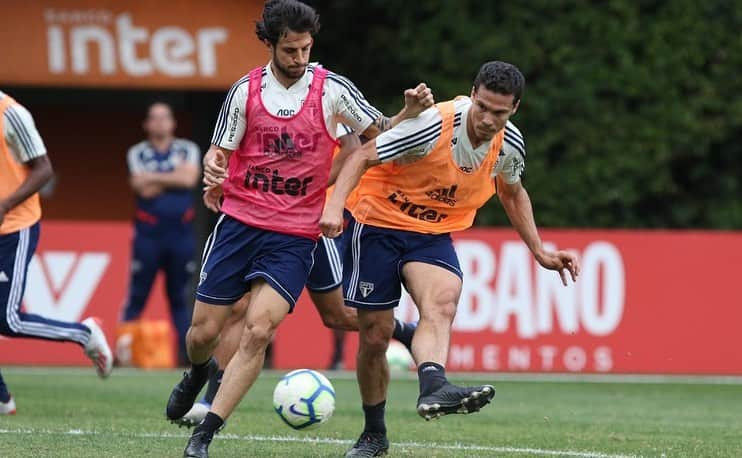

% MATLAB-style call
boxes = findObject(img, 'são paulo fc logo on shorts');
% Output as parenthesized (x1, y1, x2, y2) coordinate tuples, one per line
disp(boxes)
(359, 281, 375, 298)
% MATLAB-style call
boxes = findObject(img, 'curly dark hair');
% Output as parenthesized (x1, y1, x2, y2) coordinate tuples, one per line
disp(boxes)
(473, 61, 525, 104)
(255, 0, 321, 45)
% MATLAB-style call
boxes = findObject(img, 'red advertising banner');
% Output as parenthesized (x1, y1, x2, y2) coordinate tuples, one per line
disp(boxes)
(274, 229, 742, 375)
(2, 222, 741, 375)
(0, 222, 173, 365)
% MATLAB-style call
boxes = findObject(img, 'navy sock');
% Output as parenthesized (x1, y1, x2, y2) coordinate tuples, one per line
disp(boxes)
(203, 369, 224, 405)
(190, 358, 212, 379)
(0, 373, 10, 403)
(196, 411, 224, 435)
(418, 362, 447, 396)
(362, 400, 387, 434)
(392, 319, 416, 351)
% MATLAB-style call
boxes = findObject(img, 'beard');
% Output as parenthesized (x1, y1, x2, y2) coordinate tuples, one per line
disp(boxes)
(272, 56, 307, 80)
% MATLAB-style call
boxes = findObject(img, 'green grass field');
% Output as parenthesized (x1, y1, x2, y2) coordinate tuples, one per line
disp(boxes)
(0, 368, 740, 457)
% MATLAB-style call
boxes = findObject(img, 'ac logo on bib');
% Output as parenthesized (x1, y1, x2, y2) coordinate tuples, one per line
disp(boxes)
(359, 281, 375, 298)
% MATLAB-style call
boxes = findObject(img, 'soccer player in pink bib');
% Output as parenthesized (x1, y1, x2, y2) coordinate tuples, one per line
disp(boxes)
(164, 1, 433, 456)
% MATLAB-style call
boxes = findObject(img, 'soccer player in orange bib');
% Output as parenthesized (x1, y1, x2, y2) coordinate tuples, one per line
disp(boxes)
(0, 91, 113, 415)
(321, 61, 580, 456)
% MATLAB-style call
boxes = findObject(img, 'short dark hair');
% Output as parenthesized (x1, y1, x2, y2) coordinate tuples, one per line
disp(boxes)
(146, 101, 174, 119)
(255, 0, 321, 45)
(473, 61, 525, 104)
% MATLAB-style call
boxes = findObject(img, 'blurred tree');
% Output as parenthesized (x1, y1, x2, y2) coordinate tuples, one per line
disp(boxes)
(311, 0, 742, 228)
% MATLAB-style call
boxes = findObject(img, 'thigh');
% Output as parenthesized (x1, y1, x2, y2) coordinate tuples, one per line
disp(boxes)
(357, 308, 396, 337)
(191, 300, 234, 334)
(343, 220, 404, 310)
(243, 279, 291, 331)
(401, 235, 462, 312)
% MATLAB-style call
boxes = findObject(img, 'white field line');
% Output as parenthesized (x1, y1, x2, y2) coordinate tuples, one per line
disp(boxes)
(0, 428, 641, 458)
(3, 366, 742, 385)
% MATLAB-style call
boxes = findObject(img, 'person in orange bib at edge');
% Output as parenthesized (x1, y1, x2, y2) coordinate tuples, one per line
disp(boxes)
(163, 1, 433, 456)
(320, 61, 581, 456)
(0, 90, 114, 415)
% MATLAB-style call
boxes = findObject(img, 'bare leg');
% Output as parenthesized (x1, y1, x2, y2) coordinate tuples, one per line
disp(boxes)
(212, 294, 248, 370)
(186, 301, 233, 365)
(210, 279, 290, 420)
(309, 288, 358, 331)
(356, 308, 394, 406)
(402, 262, 494, 419)
(401, 262, 460, 366)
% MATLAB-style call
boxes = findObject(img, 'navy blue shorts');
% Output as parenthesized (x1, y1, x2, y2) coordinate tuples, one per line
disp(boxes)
(196, 214, 316, 311)
(343, 217, 463, 310)
(305, 210, 351, 293)
(0, 222, 90, 344)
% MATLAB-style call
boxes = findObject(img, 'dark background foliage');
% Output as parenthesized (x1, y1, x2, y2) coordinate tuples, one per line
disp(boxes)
(310, 0, 742, 228)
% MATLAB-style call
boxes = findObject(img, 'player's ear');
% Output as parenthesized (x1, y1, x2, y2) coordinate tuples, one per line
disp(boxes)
(470, 86, 476, 98)
(511, 99, 521, 115)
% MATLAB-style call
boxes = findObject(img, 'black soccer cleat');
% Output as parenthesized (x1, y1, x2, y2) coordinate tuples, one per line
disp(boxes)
(345, 431, 389, 457)
(166, 357, 217, 421)
(417, 383, 495, 421)
(183, 429, 214, 458)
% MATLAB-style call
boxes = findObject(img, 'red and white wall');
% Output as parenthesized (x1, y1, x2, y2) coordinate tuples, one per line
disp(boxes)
(2, 222, 741, 375)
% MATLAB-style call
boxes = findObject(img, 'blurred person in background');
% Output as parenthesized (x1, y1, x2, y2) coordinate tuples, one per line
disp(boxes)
(120, 102, 200, 366)
(0, 90, 113, 414)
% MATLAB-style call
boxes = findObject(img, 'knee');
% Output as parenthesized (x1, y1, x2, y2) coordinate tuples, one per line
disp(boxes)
(240, 320, 274, 352)
(320, 309, 353, 331)
(359, 319, 393, 355)
(421, 289, 459, 324)
(320, 313, 341, 330)
(187, 319, 221, 349)
(227, 298, 248, 326)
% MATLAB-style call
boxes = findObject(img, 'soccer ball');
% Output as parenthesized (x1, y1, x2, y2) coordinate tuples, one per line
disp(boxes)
(273, 369, 336, 430)
(386, 341, 414, 372)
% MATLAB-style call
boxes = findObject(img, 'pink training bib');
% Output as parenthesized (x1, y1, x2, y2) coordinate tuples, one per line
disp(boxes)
(221, 66, 338, 240)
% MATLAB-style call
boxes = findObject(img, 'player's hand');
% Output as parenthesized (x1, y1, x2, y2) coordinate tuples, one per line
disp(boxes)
(402, 83, 434, 119)
(203, 149, 228, 187)
(319, 207, 344, 238)
(203, 185, 223, 213)
(536, 250, 580, 286)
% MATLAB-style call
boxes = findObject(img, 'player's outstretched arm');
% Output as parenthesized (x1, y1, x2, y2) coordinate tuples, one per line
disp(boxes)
(0, 155, 53, 228)
(361, 83, 434, 141)
(320, 142, 381, 238)
(497, 178, 580, 285)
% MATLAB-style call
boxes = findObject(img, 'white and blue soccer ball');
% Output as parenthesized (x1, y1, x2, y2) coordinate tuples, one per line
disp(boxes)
(273, 369, 336, 430)
(386, 341, 414, 372)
